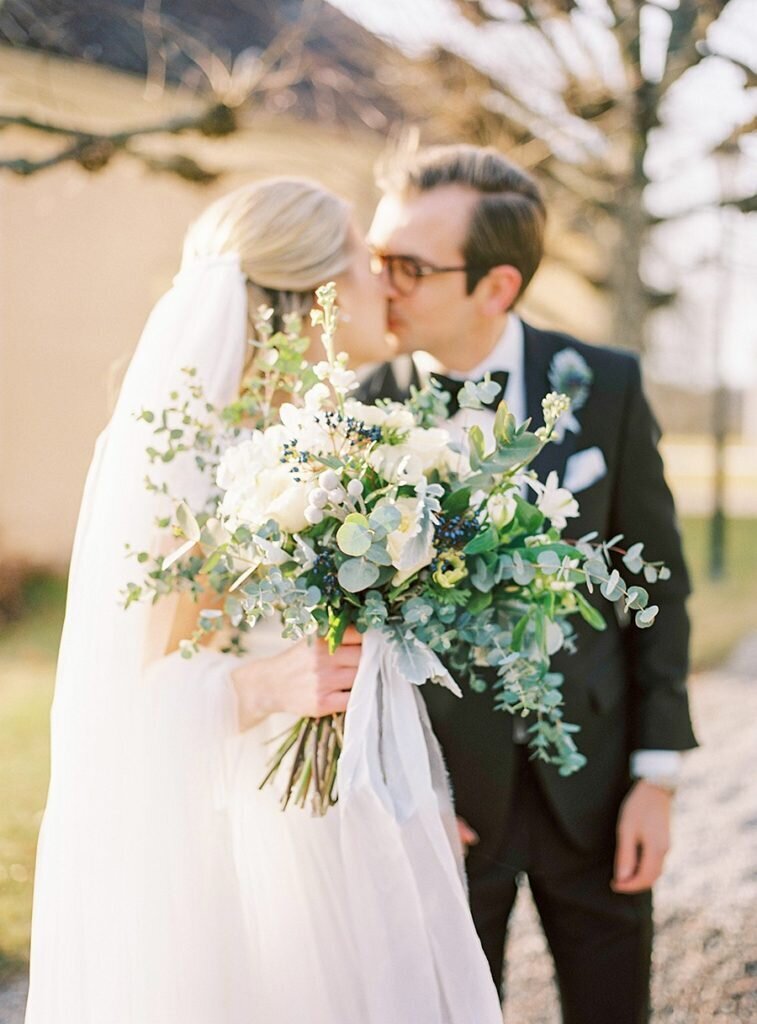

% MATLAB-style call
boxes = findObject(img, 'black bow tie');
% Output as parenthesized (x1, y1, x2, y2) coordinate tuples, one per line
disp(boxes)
(429, 370, 510, 417)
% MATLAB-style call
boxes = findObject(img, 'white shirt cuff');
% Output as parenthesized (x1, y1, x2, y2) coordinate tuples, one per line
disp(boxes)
(630, 749, 684, 780)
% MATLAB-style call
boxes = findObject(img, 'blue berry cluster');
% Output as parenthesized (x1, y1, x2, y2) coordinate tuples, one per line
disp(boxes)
(280, 438, 310, 481)
(315, 409, 380, 443)
(433, 510, 481, 549)
(310, 550, 340, 600)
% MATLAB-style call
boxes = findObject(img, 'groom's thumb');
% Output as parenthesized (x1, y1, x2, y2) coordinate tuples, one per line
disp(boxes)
(613, 828, 638, 889)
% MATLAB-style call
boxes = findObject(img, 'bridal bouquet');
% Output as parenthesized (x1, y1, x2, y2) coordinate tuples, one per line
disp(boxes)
(125, 284, 668, 814)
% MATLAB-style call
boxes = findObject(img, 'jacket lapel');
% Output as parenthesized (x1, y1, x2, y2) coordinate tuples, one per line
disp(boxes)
(523, 321, 579, 485)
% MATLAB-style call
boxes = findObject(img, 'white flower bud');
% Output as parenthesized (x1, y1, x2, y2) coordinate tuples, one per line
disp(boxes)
(328, 487, 346, 504)
(309, 488, 328, 508)
(305, 506, 324, 525)
(319, 469, 340, 491)
(347, 479, 364, 498)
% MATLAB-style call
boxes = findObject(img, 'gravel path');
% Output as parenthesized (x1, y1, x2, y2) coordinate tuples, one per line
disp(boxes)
(3, 637, 756, 1024)
(504, 634, 757, 1023)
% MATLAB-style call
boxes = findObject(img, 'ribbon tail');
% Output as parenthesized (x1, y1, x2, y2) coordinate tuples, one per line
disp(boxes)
(338, 630, 502, 1024)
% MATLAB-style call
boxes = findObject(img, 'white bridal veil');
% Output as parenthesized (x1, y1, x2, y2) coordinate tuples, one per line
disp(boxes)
(25, 244, 503, 1024)
(25, 252, 255, 1023)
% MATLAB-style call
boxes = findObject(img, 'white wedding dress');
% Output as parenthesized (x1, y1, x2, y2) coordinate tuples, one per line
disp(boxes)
(24, 252, 503, 1024)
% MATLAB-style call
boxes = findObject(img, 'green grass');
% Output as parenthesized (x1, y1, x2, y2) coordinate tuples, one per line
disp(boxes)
(0, 576, 64, 983)
(0, 520, 755, 980)
(681, 517, 757, 671)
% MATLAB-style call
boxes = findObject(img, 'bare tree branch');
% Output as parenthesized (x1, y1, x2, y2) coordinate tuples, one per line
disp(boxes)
(0, 104, 235, 178)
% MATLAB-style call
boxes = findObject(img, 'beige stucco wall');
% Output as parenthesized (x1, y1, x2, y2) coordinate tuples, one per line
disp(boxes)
(0, 49, 389, 568)
(0, 48, 615, 569)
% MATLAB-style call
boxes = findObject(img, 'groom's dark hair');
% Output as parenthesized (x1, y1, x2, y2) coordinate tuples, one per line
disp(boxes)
(378, 144, 546, 299)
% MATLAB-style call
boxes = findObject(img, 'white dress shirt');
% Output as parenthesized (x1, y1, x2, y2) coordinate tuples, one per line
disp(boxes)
(413, 315, 682, 785)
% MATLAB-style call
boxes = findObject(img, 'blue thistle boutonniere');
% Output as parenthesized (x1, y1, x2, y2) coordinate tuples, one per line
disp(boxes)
(548, 348, 593, 441)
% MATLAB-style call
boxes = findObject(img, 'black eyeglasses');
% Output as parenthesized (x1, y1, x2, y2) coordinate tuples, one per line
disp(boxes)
(368, 247, 492, 297)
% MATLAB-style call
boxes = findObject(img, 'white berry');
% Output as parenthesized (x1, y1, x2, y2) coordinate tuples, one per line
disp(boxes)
(347, 479, 364, 498)
(305, 506, 324, 525)
(319, 469, 340, 491)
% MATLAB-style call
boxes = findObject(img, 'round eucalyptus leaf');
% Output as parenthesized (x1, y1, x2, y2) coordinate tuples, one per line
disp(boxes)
(336, 521, 372, 557)
(337, 557, 380, 593)
(365, 541, 393, 566)
(369, 505, 402, 533)
(635, 605, 659, 628)
(536, 550, 561, 575)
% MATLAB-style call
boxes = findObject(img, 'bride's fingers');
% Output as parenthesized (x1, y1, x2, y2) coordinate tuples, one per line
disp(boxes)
(325, 668, 359, 690)
(339, 626, 363, 645)
(330, 645, 362, 669)
(318, 689, 351, 715)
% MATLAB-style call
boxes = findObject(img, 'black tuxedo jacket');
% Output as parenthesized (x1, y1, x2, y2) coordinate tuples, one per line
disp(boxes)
(359, 321, 698, 854)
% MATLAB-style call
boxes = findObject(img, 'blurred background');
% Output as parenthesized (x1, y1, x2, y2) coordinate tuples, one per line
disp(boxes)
(0, 1, 755, 1020)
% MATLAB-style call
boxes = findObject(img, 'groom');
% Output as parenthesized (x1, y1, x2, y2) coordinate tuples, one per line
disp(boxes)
(360, 144, 697, 1024)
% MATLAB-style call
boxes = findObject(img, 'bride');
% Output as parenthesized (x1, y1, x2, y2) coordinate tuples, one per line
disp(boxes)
(24, 178, 503, 1024)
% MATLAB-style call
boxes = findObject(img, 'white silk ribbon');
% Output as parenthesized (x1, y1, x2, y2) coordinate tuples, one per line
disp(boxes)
(338, 629, 503, 1024)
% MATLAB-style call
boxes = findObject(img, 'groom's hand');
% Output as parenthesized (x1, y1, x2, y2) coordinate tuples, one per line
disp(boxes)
(231, 627, 363, 727)
(457, 817, 479, 854)
(612, 780, 672, 893)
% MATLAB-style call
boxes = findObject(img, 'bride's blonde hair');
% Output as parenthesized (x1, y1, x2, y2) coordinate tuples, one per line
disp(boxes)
(182, 177, 352, 333)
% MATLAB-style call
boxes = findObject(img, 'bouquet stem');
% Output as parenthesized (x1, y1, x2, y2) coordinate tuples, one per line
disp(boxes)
(259, 713, 344, 815)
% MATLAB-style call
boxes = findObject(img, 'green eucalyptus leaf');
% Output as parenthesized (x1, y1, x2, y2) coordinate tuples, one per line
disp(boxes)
(468, 590, 493, 614)
(337, 557, 380, 593)
(488, 433, 541, 471)
(514, 495, 545, 532)
(624, 585, 649, 611)
(336, 520, 372, 557)
(442, 487, 472, 515)
(343, 512, 370, 528)
(511, 613, 530, 651)
(537, 550, 561, 575)
(369, 505, 402, 533)
(468, 425, 485, 468)
(574, 592, 607, 631)
(493, 401, 516, 444)
(599, 569, 623, 601)
(463, 525, 499, 555)
(635, 605, 659, 628)
(365, 542, 393, 566)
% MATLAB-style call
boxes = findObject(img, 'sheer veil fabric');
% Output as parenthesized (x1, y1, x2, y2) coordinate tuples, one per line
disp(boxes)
(25, 252, 502, 1023)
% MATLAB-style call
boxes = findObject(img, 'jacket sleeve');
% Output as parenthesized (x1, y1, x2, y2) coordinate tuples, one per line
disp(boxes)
(610, 356, 698, 752)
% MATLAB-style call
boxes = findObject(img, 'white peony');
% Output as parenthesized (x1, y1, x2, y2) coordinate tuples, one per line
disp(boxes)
(342, 399, 388, 427)
(369, 445, 424, 484)
(217, 430, 311, 534)
(342, 399, 416, 433)
(369, 426, 452, 484)
(279, 402, 346, 457)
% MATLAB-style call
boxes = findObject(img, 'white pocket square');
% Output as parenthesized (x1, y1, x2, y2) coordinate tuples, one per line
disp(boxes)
(563, 446, 607, 494)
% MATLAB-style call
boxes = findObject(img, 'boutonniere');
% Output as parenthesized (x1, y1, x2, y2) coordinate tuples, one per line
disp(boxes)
(548, 348, 593, 441)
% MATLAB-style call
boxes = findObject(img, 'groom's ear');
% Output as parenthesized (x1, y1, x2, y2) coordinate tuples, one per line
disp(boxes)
(477, 265, 522, 316)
